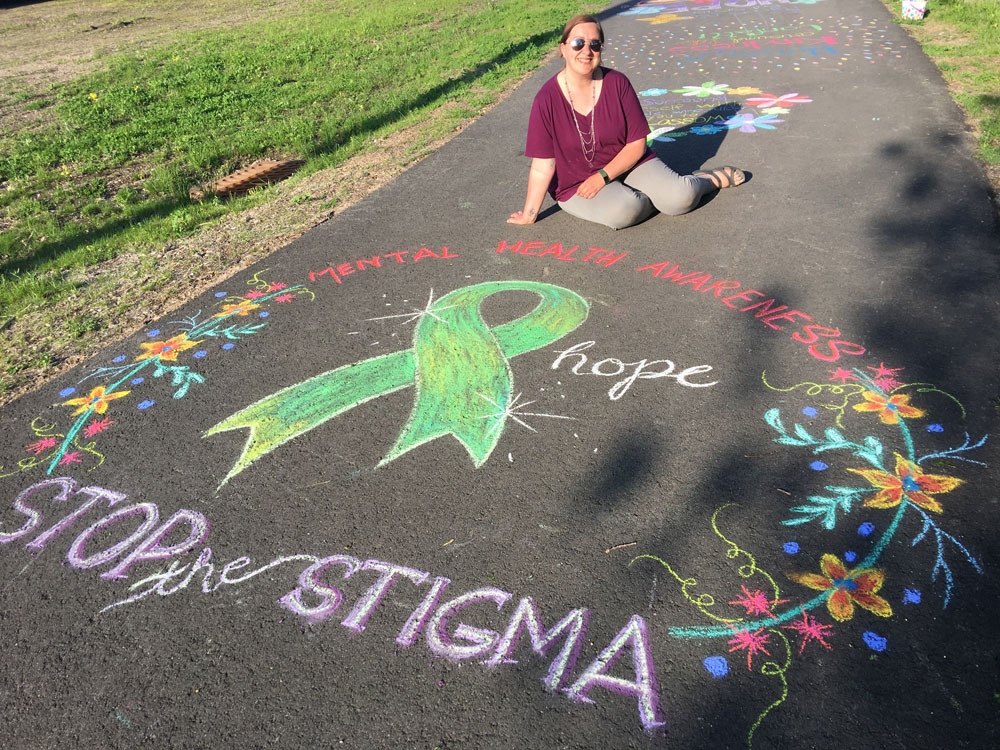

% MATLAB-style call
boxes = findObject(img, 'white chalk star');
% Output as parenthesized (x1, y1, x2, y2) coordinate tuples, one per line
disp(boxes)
(366, 289, 455, 326)
(477, 392, 576, 436)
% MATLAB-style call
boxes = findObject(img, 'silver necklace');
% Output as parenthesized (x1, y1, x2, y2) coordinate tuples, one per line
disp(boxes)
(563, 73, 598, 165)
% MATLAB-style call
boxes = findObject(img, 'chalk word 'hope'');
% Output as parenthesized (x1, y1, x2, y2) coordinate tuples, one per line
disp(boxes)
(551, 341, 717, 400)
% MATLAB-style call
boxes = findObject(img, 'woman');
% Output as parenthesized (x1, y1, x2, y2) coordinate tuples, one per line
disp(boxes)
(508, 14, 745, 230)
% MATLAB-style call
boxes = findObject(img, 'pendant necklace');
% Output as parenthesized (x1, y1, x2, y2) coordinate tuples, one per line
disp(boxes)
(563, 73, 598, 165)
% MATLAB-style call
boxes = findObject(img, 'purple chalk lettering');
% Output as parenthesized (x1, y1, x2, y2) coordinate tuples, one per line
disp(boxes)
(426, 587, 513, 661)
(67, 503, 160, 570)
(486, 597, 589, 691)
(27, 484, 127, 553)
(1, 477, 76, 545)
(100, 509, 209, 580)
(341, 559, 429, 633)
(397, 576, 451, 647)
(565, 614, 665, 732)
(278, 554, 362, 623)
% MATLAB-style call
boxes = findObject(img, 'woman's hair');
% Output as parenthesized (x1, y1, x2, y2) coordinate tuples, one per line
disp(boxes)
(561, 14, 604, 45)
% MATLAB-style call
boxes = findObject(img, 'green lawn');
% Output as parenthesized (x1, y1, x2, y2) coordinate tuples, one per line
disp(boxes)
(889, 0, 1000, 166)
(0, 0, 595, 342)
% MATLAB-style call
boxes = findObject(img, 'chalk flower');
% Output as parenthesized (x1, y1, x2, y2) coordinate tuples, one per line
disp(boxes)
(213, 302, 261, 318)
(848, 453, 962, 513)
(787, 554, 892, 622)
(853, 391, 925, 424)
(62, 386, 131, 416)
(673, 81, 729, 98)
(746, 93, 813, 108)
(136, 333, 199, 362)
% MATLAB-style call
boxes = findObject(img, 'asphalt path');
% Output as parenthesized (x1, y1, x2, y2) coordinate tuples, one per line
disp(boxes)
(2, 0, 998, 747)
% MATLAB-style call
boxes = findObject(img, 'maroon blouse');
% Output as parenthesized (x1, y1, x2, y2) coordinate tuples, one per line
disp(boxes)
(525, 68, 654, 202)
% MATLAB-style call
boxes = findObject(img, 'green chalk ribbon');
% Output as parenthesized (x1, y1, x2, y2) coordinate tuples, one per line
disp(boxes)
(205, 281, 589, 485)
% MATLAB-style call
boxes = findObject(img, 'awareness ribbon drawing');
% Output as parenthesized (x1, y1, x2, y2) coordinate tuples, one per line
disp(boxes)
(205, 281, 589, 485)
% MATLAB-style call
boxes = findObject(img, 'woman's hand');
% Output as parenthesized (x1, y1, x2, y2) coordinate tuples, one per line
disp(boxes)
(575, 173, 607, 200)
(507, 209, 537, 225)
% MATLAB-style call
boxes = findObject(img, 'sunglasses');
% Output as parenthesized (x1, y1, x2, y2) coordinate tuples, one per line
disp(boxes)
(567, 37, 602, 53)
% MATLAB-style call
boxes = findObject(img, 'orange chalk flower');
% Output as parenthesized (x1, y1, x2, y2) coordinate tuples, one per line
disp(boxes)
(852, 391, 925, 424)
(787, 554, 892, 622)
(62, 386, 130, 416)
(213, 302, 261, 318)
(848, 453, 962, 513)
(135, 333, 199, 362)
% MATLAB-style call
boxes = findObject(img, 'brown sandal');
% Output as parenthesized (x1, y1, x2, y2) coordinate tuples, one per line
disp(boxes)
(694, 166, 746, 189)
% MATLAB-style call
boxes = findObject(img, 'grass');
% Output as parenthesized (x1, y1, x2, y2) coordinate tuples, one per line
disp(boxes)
(0, 0, 597, 398)
(885, 0, 1000, 171)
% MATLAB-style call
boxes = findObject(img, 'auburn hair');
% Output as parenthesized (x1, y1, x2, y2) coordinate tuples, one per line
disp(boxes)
(561, 14, 604, 45)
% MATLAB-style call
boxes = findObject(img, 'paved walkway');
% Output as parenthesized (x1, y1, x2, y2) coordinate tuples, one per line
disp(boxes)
(1, 1, 998, 747)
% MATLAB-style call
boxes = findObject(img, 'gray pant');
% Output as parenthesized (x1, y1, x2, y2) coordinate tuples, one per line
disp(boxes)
(558, 158, 712, 230)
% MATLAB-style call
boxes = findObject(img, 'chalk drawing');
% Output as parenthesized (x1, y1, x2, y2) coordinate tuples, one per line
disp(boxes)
(205, 282, 589, 485)
(634, 261, 865, 363)
(626, 363, 987, 745)
(619, 0, 830, 18)
(550, 340, 717, 399)
(0, 271, 312, 480)
(609, 14, 903, 76)
(0, 471, 670, 730)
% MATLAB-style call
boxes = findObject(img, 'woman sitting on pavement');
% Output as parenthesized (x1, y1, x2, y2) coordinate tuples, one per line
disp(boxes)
(508, 14, 746, 230)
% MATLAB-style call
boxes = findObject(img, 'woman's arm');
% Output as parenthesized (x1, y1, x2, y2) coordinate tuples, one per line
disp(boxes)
(574, 137, 647, 200)
(508, 157, 556, 224)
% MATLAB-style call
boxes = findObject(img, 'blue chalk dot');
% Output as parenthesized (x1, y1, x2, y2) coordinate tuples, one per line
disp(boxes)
(130, 377, 144, 385)
(193, 350, 207, 359)
(927, 424, 944, 433)
(863, 631, 887, 652)
(858, 522, 875, 537)
(221, 343, 235, 351)
(59, 387, 76, 397)
(259, 311, 270, 318)
(112, 355, 127, 363)
(801, 406, 818, 417)
(146, 329, 160, 337)
(137, 400, 155, 410)
(783, 542, 800, 555)
(844, 551, 857, 562)
(810, 460, 829, 471)
(903, 588, 921, 605)
(214, 291, 228, 298)
(703, 656, 728, 678)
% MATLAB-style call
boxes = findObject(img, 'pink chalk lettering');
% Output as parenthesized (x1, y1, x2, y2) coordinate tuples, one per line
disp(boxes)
(101, 509, 210, 581)
(593, 251, 628, 267)
(278, 554, 363, 623)
(341, 559, 428, 633)
(486, 597, 589, 691)
(67, 503, 161, 570)
(565, 614, 665, 732)
(426, 587, 513, 661)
